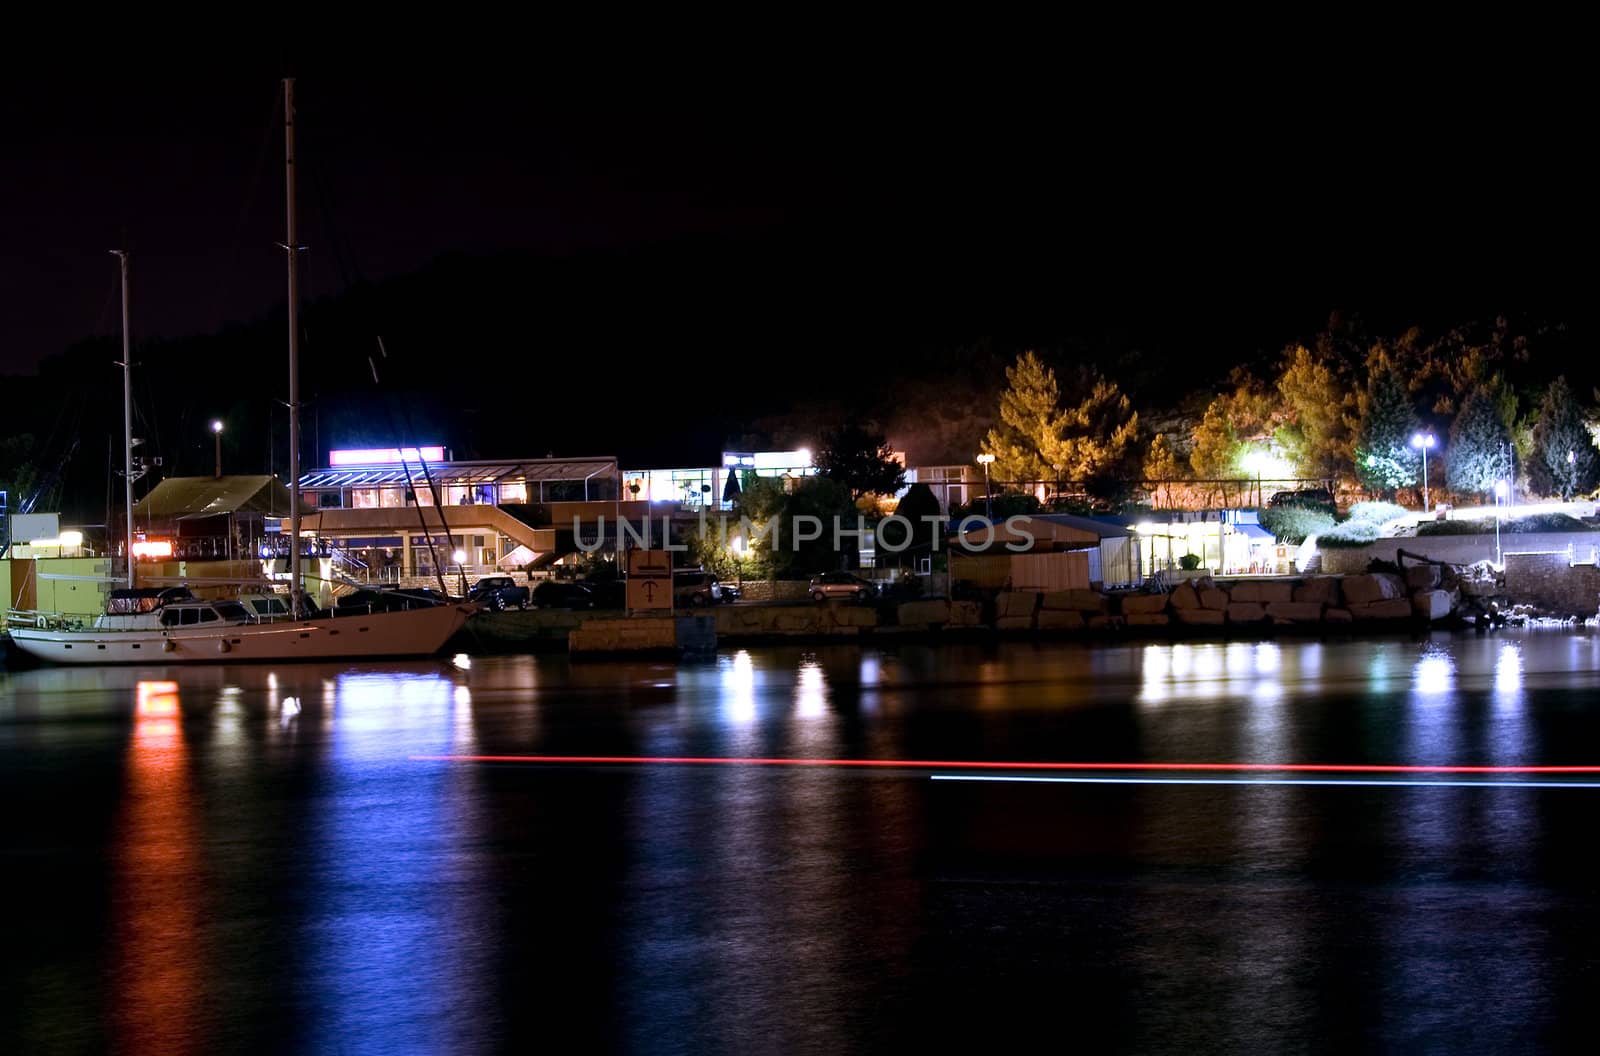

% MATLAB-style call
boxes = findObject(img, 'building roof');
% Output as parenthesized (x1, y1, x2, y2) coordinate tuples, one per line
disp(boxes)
(133, 476, 291, 521)
(956, 514, 1102, 550)
(1032, 513, 1136, 539)
(298, 456, 617, 490)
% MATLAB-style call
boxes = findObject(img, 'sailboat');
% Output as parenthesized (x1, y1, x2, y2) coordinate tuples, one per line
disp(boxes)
(6, 80, 476, 665)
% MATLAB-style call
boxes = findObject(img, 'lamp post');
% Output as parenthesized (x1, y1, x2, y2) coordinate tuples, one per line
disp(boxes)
(1410, 432, 1435, 513)
(1242, 451, 1266, 508)
(211, 419, 224, 478)
(1493, 479, 1508, 564)
(976, 453, 996, 520)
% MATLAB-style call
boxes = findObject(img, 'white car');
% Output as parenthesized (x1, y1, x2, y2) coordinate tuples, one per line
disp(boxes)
(809, 571, 877, 602)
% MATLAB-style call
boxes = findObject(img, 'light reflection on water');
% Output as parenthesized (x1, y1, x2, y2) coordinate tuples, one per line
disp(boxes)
(2, 630, 1599, 1051)
(115, 680, 203, 1056)
(304, 669, 493, 1052)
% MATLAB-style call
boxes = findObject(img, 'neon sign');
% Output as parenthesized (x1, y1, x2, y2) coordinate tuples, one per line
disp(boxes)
(327, 446, 446, 466)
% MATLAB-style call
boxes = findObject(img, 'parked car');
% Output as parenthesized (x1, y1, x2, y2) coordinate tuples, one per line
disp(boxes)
(674, 571, 723, 607)
(717, 582, 742, 604)
(586, 579, 626, 609)
(1268, 488, 1337, 513)
(809, 571, 878, 602)
(468, 575, 530, 611)
(531, 581, 595, 610)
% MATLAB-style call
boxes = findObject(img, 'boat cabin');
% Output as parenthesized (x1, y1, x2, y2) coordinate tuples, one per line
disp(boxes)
(157, 601, 254, 628)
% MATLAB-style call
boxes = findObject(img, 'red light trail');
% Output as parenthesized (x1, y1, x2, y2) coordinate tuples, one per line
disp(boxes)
(409, 755, 1600, 774)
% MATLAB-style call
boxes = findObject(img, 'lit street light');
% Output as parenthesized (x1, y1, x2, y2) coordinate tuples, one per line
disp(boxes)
(1242, 451, 1268, 507)
(976, 453, 996, 520)
(211, 419, 224, 478)
(1494, 479, 1509, 563)
(1410, 432, 1435, 513)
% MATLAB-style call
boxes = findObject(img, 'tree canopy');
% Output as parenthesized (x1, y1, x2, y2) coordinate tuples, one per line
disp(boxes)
(1528, 376, 1599, 500)
(982, 351, 1138, 483)
(815, 423, 905, 499)
(1446, 387, 1513, 498)
(1352, 362, 1421, 496)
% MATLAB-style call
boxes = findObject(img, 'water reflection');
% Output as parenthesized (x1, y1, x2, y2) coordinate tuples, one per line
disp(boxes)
(1139, 641, 1295, 708)
(5, 631, 1599, 1052)
(302, 669, 492, 1051)
(113, 680, 206, 1055)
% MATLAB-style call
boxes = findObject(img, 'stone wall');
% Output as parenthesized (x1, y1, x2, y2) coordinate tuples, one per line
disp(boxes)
(734, 580, 815, 603)
(1502, 551, 1600, 617)
(1318, 533, 1600, 573)
(569, 616, 678, 653)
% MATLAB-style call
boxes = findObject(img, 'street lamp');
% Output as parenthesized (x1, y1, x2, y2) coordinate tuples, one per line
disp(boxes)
(1242, 451, 1268, 507)
(1493, 479, 1509, 564)
(976, 453, 996, 520)
(1410, 432, 1435, 513)
(211, 419, 224, 478)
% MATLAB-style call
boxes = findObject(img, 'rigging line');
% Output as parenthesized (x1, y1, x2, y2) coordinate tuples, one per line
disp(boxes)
(205, 85, 282, 332)
(94, 268, 121, 338)
(308, 149, 363, 289)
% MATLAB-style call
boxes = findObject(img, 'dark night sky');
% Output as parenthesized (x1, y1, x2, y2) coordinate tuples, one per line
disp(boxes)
(3, 47, 1590, 378)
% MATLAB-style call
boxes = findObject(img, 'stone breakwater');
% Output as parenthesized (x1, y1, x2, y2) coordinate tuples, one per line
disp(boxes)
(710, 569, 1466, 643)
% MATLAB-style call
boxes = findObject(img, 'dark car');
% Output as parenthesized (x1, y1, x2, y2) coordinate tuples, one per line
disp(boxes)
(585, 580, 626, 609)
(468, 575, 530, 611)
(531, 581, 595, 610)
(717, 582, 742, 604)
(1268, 488, 1337, 513)
(673, 571, 723, 607)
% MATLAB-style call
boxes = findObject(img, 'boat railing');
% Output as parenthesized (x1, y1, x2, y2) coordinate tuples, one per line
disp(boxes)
(3, 608, 83, 631)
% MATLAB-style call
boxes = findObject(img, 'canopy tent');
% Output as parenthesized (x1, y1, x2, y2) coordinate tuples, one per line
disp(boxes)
(133, 475, 291, 522)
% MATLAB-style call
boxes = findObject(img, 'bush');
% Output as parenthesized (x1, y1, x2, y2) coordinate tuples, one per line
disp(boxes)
(1515, 513, 1593, 532)
(1258, 505, 1336, 543)
(1178, 553, 1202, 571)
(1346, 501, 1408, 525)
(954, 491, 1040, 520)
(1417, 513, 1593, 536)
(1316, 520, 1381, 548)
(1414, 520, 1483, 536)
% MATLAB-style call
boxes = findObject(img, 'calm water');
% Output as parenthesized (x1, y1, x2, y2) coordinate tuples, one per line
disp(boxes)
(3, 632, 1600, 1053)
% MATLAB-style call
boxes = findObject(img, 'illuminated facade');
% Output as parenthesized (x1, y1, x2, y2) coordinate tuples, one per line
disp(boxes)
(622, 450, 818, 509)
(1130, 510, 1281, 576)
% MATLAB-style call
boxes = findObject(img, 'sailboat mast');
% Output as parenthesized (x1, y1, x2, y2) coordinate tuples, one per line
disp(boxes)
(113, 249, 134, 589)
(284, 77, 302, 615)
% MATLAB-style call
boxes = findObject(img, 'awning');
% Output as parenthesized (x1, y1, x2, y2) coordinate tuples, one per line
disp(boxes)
(498, 544, 537, 568)
(299, 456, 616, 490)
(134, 475, 291, 520)
(1233, 523, 1275, 541)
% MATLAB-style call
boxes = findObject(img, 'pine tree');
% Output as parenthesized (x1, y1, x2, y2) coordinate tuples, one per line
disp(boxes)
(1353, 367, 1420, 496)
(1446, 387, 1512, 498)
(1189, 371, 1279, 478)
(1143, 433, 1181, 508)
(1276, 345, 1354, 478)
(983, 351, 1060, 483)
(983, 352, 1138, 484)
(1528, 376, 1599, 500)
(816, 423, 905, 499)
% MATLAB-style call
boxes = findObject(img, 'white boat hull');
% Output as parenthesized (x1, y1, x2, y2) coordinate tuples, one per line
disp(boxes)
(6, 604, 477, 665)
